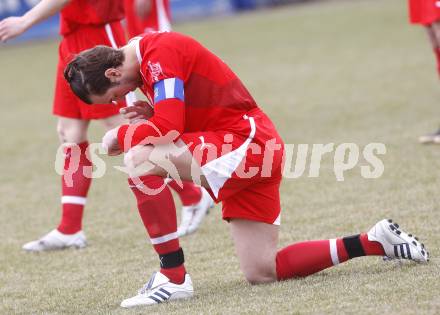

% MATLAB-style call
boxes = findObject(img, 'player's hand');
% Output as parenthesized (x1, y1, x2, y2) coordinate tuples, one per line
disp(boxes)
(102, 127, 122, 156)
(0, 16, 28, 42)
(134, 0, 152, 19)
(120, 101, 154, 123)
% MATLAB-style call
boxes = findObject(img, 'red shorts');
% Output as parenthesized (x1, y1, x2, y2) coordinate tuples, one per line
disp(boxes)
(124, 0, 171, 37)
(53, 21, 126, 120)
(409, 0, 440, 25)
(181, 108, 284, 225)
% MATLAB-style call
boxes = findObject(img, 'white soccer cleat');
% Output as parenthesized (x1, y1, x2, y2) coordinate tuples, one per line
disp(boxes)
(418, 128, 440, 144)
(120, 271, 194, 308)
(22, 229, 87, 252)
(177, 188, 214, 237)
(368, 219, 429, 263)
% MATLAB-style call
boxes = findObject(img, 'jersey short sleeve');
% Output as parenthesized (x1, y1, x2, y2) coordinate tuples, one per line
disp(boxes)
(141, 33, 184, 79)
(139, 35, 187, 107)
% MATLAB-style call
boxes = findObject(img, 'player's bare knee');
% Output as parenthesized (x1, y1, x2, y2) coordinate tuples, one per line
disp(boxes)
(124, 147, 150, 168)
(243, 267, 277, 285)
(57, 121, 87, 143)
(56, 124, 67, 143)
(124, 146, 163, 178)
(241, 260, 277, 284)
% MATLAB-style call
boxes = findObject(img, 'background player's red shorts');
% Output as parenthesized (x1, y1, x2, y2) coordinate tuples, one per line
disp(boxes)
(53, 21, 126, 120)
(124, 0, 171, 36)
(180, 108, 284, 225)
(409, 0, 440, 25)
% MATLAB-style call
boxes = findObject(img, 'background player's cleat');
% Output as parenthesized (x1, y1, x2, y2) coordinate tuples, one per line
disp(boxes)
(368, 219, 429, 263)
(120, 271, 193, 308)
(418, 128, 440, 144)
(177, 188, 214, 237)
(22, 229, 87, 252)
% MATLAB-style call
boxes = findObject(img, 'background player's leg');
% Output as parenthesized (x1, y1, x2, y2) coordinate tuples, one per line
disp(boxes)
(167, 180, 213, 237)
(23, 117, 92, 251)
(55, 115, 124, 237)
(57, 117, 89, 144)
(56, 117, 91, 235)
(425, 24, 440, 75)
(168, 181, 202, 207)
(419, 22, 440, 143)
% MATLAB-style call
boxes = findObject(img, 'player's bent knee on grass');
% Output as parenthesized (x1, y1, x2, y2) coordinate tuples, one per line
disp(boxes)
(241, 261, 278, 285)
(230, 219, 278, 284)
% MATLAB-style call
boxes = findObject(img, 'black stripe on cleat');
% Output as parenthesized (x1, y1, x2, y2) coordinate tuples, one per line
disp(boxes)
(396, 230, 401, 235)
(400, 244, 406, 258)
(154, 292, 168, 300)
(394, 223, 399, 228)
(408, 234, 412, 237)
(388, 219, 393, 223)
(405, 244, 412, 259)
(160, 288, 172, 297)
(421, 250, 425, 256)
(421, 243, 425, 249)
(415, 237, 419, 241)
(390, 225, 396, 230)
(412, 241, 417, 246)
(149, 296, 162, 304)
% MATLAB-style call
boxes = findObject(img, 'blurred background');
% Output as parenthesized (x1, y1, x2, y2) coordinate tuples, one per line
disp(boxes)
(1, 0, 440, 314)
(0, 0, 312, 43)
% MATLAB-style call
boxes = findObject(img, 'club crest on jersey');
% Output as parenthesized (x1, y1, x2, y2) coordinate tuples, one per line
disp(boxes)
(148, 61, 163, 82)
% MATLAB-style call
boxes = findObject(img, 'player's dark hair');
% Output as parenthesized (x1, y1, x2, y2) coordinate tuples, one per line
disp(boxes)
(64, 45, 125, 104)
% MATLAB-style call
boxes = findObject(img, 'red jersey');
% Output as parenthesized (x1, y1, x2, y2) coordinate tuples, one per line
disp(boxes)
(118, 32, 259, 150)
(60, 0, 125, 35)
(408, 0, 440, 25)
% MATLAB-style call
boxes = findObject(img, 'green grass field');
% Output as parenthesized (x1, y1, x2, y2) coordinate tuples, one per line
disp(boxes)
(1, 0, 440, 313)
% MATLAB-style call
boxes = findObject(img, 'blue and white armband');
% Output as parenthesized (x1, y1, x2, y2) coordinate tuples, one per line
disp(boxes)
(153, 78, 184, 104)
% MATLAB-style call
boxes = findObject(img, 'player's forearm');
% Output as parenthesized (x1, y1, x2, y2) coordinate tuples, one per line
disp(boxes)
(117, 99, 185, 151)
(22, 0, 70, 30)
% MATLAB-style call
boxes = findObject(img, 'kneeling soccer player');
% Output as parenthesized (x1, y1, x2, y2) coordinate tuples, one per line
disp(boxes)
(64, 31, 430, 308)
